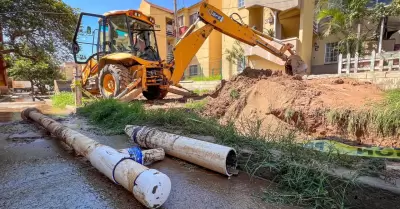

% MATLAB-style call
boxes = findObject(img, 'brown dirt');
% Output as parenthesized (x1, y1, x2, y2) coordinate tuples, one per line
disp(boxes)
(203, 67, 390, 146)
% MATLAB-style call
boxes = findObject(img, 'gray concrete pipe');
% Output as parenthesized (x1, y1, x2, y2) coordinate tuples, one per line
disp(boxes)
(21, 108, 171, 208)
(125, 125, 238, 176)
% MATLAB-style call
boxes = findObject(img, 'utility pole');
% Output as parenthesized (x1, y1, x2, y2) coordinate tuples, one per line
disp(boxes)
(174, 0, 179, 39)
(74, 64, 82, 107)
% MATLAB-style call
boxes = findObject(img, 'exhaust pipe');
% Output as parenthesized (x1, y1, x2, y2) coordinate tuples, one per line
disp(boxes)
(22, 108, 171, 208)
(125, 125, 238, 176)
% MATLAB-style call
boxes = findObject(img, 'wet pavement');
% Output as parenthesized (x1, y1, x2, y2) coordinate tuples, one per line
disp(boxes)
(0, 106, 290, 209)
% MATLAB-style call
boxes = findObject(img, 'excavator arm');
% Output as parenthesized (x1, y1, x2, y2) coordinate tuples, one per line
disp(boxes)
(170, 1, 307, 85)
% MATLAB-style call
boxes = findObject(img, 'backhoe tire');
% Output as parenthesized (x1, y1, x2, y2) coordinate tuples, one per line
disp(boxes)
(143, 86, 168, 100)
(99, 64, 130, 99)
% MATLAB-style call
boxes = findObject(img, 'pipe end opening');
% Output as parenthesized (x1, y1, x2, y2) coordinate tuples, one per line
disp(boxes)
(21, 108, 41, 121)
(226, 149, 238, 176)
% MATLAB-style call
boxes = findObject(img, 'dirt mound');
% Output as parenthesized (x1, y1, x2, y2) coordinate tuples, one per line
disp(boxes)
(203, 68, 387, 146)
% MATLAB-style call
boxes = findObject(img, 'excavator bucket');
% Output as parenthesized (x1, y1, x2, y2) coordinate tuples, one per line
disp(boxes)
(285, 55, 308, 76)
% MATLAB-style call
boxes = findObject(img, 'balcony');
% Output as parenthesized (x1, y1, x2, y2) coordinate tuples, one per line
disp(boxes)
(179, 26, 188, 37)
(244, 37, 300, 65)
(245, 0, 300, 11)
(166, 24, 175, 37)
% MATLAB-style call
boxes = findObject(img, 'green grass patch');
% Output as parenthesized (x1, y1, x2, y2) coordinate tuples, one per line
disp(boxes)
(184, 99, 207, 110)
(192, 89, 211, 95)
(326, 89, 400, 137)
(385, 89, 400, 106)
(51, 92, 75, 108)
(184, 75, 221, 81)
(230, 89, 239, 99)
(77, 99, 371, 208)
(51, 92, 91, 108)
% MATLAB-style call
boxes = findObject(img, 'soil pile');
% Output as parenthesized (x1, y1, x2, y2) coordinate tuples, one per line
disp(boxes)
(203, 68, 387, 145)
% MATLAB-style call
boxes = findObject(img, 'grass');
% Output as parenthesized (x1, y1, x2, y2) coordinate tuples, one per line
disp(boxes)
(326, 89, 400, 137)
(184, 75, 222, 81)
(77, 99, 370, 208)
(51, 92, 75, 108)
(230, 89, 239, 99)
(184, 99, 207, 110)
(192, 89, 211, 95)
(51, 91, 91, 108)
(385, 89, 400, 106)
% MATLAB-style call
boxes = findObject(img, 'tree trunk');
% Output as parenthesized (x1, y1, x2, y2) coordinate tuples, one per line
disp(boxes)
(38, 84, 47, 95)
(346, 40, 350, 57)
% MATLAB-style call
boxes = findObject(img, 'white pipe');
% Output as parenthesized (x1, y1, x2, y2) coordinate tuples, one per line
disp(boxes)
(125, 125, 238, 176)
(21, 108, 171, 208)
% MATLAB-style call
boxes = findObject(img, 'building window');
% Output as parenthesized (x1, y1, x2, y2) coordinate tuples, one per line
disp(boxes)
(189, 12, 198, 25)
(238, 0, 244, 8)
(324, 42, 339, 63)
(177, 16, 184, 27)
(189, 65, 198, 76)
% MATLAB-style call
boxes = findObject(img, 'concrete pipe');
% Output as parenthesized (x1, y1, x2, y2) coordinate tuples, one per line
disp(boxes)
(118, 147, 165, 166)
(21, 108, 171, 208)
(125, 125, 238, 176)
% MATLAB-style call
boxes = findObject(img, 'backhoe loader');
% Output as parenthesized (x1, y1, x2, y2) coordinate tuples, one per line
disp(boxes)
(72, 1, 307, 101)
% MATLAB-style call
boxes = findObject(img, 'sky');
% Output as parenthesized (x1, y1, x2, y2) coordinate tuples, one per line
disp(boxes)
(64, 0, 201, 14)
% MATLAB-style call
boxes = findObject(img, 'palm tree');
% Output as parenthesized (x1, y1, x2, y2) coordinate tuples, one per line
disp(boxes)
(316, 0, 371, 56)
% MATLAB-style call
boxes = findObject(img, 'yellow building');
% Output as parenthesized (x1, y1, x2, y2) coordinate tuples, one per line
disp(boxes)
(138, 0, 400, 80)
(60, 62, 76, 81)
(139, 0, 175, 63)
(140, 0, 315, 79)
(220, 0, 315, 78)
(140, 0, 377, 79)
(139, 0, 222, 79)
(176, 1, 223, 78)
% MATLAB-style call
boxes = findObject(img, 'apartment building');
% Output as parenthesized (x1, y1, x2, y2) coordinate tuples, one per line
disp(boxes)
(140, 0, 314, 79)
(60, 62, 76, 81)
(139, 0, 175, 63)
(220, 0, 315, 78)
(139, 0, 400, 79)
(139, 0, 222, 78)
(233, 0, 400, 76)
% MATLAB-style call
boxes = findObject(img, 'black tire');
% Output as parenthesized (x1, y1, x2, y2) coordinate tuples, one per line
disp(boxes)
(99, 64, 130, 98)
(143, 86, 168, 100)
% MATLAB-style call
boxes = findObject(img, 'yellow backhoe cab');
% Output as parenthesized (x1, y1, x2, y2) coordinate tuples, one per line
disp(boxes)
(72, 2, 307, 101)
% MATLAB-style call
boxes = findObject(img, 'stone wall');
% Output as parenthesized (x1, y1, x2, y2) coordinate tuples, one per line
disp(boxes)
(305, 72, 400, 90)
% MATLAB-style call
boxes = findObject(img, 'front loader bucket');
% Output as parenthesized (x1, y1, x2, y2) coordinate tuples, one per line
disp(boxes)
(285, 55, 307, 76)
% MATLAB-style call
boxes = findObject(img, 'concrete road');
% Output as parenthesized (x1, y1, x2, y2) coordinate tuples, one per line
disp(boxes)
(0, 112, 290, 209)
